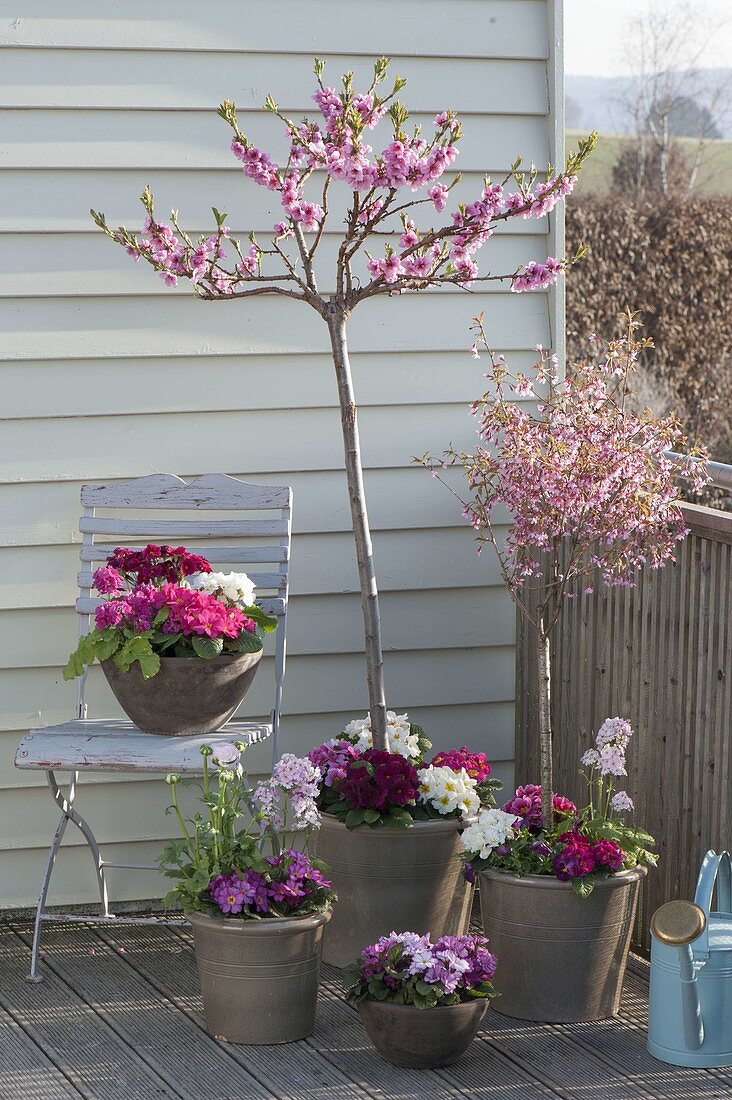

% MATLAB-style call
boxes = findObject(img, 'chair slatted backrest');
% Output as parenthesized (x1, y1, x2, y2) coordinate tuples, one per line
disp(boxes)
(75, 473, 292, 754)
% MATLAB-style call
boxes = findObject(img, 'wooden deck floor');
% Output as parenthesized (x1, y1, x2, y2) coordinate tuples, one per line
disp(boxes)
(1, 920, 731, 1100)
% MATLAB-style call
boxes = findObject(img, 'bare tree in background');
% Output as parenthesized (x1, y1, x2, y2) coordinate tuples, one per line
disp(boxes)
(621, 1, 729, 196)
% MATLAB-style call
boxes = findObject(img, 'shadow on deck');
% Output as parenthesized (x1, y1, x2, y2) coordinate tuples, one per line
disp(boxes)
(0, 921, 730, 1100)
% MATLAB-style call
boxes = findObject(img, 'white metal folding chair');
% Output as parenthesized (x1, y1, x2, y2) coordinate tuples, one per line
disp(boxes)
(14, 473, 292, 981)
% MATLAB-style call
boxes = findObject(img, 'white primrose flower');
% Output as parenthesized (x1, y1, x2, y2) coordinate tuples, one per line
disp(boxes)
(187, 570, 256, 607)
(417, 765, 480, 818)
(460, 808, 518, 861)
(344, 710, 421, 760)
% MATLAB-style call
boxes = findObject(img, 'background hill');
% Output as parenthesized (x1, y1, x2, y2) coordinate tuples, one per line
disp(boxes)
(566, 130, 732, 195)
(567, 70, 732, 138)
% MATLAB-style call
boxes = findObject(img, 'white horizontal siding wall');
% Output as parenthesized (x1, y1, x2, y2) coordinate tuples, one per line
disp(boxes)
(0, 0, 563, 908)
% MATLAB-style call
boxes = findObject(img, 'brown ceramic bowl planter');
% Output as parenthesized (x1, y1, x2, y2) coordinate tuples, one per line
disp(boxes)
(101, 650, 262, 736)
(358, 998, 488, 1068)
(478, 866, 646, 1022)
(189, 908, 332, 1044)
(315, 814, 473, 968)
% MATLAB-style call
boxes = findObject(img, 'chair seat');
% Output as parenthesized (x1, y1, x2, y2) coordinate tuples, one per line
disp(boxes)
(14, 719, 271, 774)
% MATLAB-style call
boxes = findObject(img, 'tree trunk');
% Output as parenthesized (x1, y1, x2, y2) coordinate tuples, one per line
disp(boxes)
(536, 619, 553, 830)
(327, 306, 388, 750)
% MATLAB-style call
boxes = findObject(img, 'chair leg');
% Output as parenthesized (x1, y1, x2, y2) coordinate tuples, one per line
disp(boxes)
(47, 770, 111, 918)
(26, 770, 112, 983)
(26, 807, 70, 983)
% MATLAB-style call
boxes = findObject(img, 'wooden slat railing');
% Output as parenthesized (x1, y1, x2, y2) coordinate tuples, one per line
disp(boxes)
(516, 500, 732, 951)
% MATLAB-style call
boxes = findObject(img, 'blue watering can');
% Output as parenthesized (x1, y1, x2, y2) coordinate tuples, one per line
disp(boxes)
(648, 850, 732, 1067)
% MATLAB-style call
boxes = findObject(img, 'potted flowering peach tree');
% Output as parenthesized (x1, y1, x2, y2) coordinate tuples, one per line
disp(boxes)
(63, 544, 276, 735)
(90, 56, 594, 751)
(421, 312, 709, 1021)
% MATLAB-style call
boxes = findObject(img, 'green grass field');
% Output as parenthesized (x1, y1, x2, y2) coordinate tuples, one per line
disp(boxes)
(566, 130, 732, 196)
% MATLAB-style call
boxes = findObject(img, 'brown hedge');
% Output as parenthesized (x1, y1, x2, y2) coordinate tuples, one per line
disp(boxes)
(566, 196, 732, 457)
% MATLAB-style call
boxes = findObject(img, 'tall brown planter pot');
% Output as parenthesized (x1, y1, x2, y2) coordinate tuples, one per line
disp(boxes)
(102, 650, 262, 736)
(315, 815, 472, 968)
(188, 909, 331, 1044)
(478, 867, 646, 1022)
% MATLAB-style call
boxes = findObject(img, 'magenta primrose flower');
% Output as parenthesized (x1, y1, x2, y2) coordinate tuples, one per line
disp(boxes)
(431, 746, 492, 782)
(502, 785, 577, 834)
(338, 749, 420, 811)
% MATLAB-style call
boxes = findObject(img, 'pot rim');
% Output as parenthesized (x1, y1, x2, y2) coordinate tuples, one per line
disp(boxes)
(101, 649, 263, 671)
(358, 998, 488, 1013)
(188, 907, 332, 934)
(477, 865, 648, 889)
(319, 812, 466, 835)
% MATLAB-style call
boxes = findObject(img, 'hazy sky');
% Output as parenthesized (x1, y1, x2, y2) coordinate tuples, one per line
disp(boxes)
(565, 0, 732, 77)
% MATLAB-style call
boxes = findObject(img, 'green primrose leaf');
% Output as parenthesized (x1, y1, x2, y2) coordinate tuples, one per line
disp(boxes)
(231, 631, 263, 654)
(345, 808, 366, 829)
(191, 635, 225, 660)
(114, 635, 161, 679)
(572, 876, 595, 898)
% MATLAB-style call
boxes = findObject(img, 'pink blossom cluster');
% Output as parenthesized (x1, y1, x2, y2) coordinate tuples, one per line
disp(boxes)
(365, 173, 574, 291)
(230, 139, 325, 231)
(511, 256, 564, 293)
(123, 216, 229, 289)
(459, 328, 707, 590)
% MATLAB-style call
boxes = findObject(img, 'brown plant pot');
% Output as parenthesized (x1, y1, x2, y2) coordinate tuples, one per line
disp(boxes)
(315, 814, 473, 968)
(189, 909, 332, 1044)
(478, 866, 646, 1022)
(358, 999, 488, 1068)
(101, 650, 262, 736)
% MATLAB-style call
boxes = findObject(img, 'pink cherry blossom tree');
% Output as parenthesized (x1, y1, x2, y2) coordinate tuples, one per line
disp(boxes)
(419, 310, 709, 826)
(91, 57, 594, 751)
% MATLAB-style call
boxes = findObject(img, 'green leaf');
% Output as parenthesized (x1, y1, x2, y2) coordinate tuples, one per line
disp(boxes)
(572, 876, 595, 898)
(153, 604, 170, 627)
(191, 635, 224, 660)
(114, 635, 161, 679)
(157, 632, 182, 653)
(363, 808, 381, 824)
(384, 808, 413, 830)
(345, 808, 366, 829)
(243, 605, 278, 634)
(94, 628, 121, 663)
(230, 631, 263, 654)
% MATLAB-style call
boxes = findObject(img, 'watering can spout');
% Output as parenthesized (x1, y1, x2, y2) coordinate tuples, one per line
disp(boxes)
(651, 901, 707, 1051)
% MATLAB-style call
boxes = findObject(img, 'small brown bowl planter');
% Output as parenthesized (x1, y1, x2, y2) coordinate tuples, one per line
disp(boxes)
(102, 650, 262, 736)
(357, 999, 488, 1068)
(315, 814, 473, 968)
(189, 908, 332, 1044)
(478, 866, 646, 1022)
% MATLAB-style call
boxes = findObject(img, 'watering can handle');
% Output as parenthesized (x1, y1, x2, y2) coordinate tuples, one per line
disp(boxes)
(694, 850, 732, 916)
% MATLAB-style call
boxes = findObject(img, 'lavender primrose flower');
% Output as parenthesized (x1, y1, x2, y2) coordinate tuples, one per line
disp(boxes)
(346, 931, 498, 1009)
(209, 850, 332, 917)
